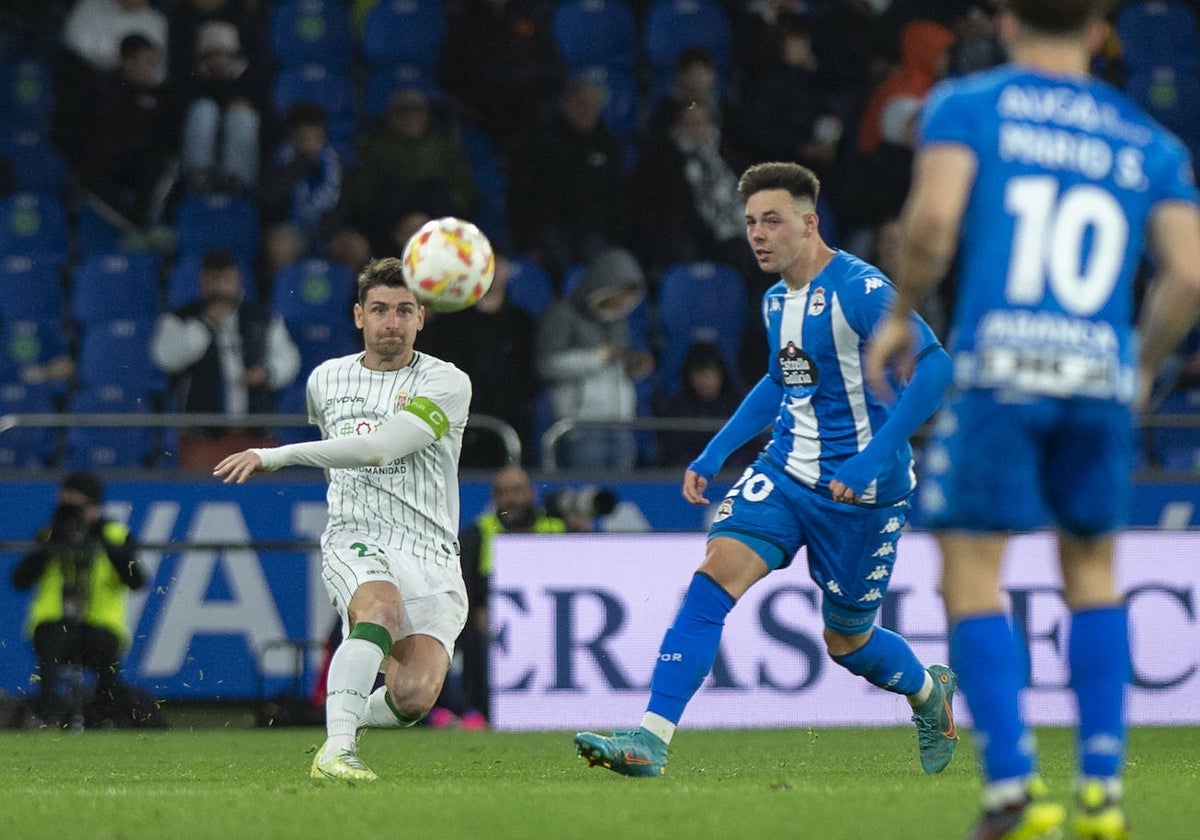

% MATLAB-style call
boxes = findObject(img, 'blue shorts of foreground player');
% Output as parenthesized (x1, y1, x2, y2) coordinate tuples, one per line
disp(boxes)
(920, 390, 1134, 536)
(709, 456, 910, 635)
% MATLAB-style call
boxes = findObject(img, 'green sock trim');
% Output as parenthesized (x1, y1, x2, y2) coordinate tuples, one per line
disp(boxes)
(349, 621, 393, 657)
(384, 691, 422, 727)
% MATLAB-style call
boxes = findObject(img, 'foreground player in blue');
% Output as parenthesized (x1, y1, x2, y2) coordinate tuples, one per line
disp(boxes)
(575, 162, 957, 778)
(866, 2, 1200, 838)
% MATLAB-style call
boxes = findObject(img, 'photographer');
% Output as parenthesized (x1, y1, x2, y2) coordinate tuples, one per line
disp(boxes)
(10, 473, 147, 729)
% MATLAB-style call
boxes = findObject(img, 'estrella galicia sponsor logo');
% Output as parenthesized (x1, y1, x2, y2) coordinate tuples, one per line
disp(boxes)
(779, 340, 819, 389)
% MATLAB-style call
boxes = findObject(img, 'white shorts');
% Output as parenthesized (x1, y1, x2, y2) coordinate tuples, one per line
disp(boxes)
(321, 531, 468, 660)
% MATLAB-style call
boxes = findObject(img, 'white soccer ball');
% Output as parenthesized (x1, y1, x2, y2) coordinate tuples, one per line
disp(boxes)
(401, 216, 496, 313)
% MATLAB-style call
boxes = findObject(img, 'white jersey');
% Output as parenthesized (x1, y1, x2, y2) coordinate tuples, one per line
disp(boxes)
(305, 350, 471, 563)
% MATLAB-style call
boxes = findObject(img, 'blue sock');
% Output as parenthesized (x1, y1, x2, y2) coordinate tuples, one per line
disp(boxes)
(951, 614, 1035, 782)
(1070, 606, 1128, 778)
(647, 573, 735, 724)
(831, 626, 926, 695)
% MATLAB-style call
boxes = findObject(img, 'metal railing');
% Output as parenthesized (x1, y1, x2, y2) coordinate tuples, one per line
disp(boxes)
(0, 411, 523, 467)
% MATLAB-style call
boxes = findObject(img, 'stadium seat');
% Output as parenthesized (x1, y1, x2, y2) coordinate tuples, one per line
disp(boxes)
(1115, 0, 1200, 72)
(75, 203, 126, 257)
(64, 386, 163, 470)
(1124, 66, 1200, 150)
(1147, 387, 1200, 471)
(362, 0, 446, 70)
(458, 123, 512, 254)
(76, 318, 164, 397)
(505, 258, 555, 320)
(174, 192, 261, 262)
(71, 253, 162, 326)
(0, 314, 71, 398)
(165, 251, 257, 310)
(268, 0, 354, 70)
(656, 261, 746, 397)
(576, 65, 640, 145)
(364, 65, 443, 118)
(0, 381, 59, 468)
(0, 128, 68, 195)
(0, 59, 54, 130)
(272, 258, 356, 324)
(553, 0, 638, 73)
(0, 192, 68, 256)
(0, 253, 65, 323)
(272, 64, 357, 143)
(642, 0, 731, 84)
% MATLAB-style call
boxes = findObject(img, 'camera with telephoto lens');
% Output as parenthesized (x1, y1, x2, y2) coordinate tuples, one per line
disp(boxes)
(544, 485, 619, 520)
(48, 503, 97, 621)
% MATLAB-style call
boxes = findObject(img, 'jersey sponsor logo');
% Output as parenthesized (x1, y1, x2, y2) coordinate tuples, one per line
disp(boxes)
(808, 286, 826, 315)
(778, 341, 819, 389)
(864, 277, 885, 294)
(355, 421, 374, 435)
(326, 395, 366, 406)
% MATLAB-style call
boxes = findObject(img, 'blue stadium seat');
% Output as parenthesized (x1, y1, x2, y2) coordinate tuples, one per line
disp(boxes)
(72, 253, 162, 326)
(362, 0, 446, 70)
(656, 261, 746, 397)
(553, 0, 638, 73)
(174, 192, 261, 262)
(271, 258, 357, 326)
(364, 65, 443, 118)
(76, 319, 164, 397)
(1116, 0, 1200, 72)
(576, 65, 640, 144)
(269, 0, 354, 70)
(0, 315, 70, 396)
(272, 64, 357, 143)
(0, 128, 68, 195)
(1148, 387, 1200, 471)
(0, 59, 54, 130)
(642, 0, 731, 84)
(75, 203, 126, 257)
(1125, 66, 1200, 149)
(459, 123, 512, 254)
(0, 381, 58, 467)
(505, 257, 555, 319)
(65, 386, 162, 470)
(0, 253, 64, 323)
(165, 251, 257, 310)
(0, 192, 68, 256)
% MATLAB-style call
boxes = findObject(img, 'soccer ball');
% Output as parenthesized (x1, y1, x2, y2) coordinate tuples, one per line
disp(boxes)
(401, 217, 496, 313)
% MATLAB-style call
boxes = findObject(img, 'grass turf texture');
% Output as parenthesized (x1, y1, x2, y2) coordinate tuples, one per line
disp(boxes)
(3, 726, 1198, 840)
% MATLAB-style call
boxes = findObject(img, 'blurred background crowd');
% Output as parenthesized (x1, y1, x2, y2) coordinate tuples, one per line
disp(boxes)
(0, 0, 1198, 473)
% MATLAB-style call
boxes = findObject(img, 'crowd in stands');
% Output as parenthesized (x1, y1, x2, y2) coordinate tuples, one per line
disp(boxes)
(1, 0, 1199, 472)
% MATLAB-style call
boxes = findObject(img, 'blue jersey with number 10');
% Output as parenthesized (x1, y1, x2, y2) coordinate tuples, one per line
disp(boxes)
(921, 66, 1200, 404)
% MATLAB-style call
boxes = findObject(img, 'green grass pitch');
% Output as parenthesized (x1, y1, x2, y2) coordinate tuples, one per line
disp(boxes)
(2, 726, 1198, 840)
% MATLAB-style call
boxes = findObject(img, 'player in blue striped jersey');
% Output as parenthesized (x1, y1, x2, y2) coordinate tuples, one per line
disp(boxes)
(866, 1, 1200, 838)
(576, 162, 956, 777)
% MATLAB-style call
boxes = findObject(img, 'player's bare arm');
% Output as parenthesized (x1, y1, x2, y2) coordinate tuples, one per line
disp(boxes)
(213, 450, 267, 484)
(682, 469, 709, 505)
(1136, 200, 1200, 409)
(866, 144, 975, 399)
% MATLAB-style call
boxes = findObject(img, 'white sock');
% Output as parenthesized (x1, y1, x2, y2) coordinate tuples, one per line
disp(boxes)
(361, 686, 421, 729)
(983, 778, 1031, 810)
(323, 637, 386, 751)
(640, 711, 676, 745)
(907, 670, 935, 708)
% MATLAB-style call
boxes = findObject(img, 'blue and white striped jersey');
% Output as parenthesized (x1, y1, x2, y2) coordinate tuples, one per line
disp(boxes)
(921, 66, 1200, 403)
(760, 250, 940, 504)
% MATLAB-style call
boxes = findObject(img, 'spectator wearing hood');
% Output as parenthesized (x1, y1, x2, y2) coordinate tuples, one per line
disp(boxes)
(535, 247, 653, 470)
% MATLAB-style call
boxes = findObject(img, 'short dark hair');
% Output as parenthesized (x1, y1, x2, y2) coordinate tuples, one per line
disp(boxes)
(1001, 0, 1112, 35)
(201, 248, 239, 274)
(286, 101, 327, 131)
(737, 161, 821, 206)
(356, 256, 411, 305)
(119, 33, 156, 60)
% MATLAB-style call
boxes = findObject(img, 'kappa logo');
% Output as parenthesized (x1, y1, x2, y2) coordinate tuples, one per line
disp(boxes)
(871, 542, 895, 558)
(858, 587, 883, 603)
(879, 516, 902, 534)
(808, 286, 826, 316)
(826, 579, 843, 595)
(865, 564, 890, 581)
(769, 297, 783, 312)
(713, 498, 734, 522)
(864, 277, 885, 294)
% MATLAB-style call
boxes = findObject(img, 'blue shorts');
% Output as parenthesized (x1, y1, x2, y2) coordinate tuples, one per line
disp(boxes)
(709, 456, 910, 634)
(920, 390, 1133, 536)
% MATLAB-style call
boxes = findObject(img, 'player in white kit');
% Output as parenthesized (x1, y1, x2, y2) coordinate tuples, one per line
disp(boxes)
(214, 257, 472, 781)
